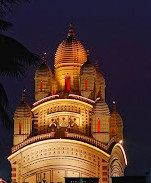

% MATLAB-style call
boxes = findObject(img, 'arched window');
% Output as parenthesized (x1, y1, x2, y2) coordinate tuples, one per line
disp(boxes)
(66, 75, 70, 91)
(85, 79, 88, 91)
(97, 119, 100, 132)
(19, 122, 22, 134)
(40, 81, 43, 92)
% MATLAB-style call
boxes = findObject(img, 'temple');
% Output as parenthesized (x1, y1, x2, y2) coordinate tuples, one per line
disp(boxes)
(8, 24, 127, 183)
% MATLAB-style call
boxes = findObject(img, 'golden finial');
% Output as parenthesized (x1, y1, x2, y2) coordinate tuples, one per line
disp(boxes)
(42, 52, 46, 63)
(96, 59, 99, 71)
(22, 89, 25, 102)
(113, 101, 116, 111)
(68, 23, 75, 36)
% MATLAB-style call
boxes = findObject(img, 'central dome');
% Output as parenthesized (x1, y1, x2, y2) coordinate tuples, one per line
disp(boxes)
(55, 24, 87, 92)
(55, 24, 87, 68)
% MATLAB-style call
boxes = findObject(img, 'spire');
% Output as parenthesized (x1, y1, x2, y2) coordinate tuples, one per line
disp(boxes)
(68, 23, 75, 36)
(96, 59, 99, 71)
(42, 52, 46, 63)
(113, 101, 116, 111)
(21, 89, 25, 102)
(87, 49, 90, 60)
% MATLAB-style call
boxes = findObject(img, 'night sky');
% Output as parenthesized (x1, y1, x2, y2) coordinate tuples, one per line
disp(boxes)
(0, 0, 151, 181)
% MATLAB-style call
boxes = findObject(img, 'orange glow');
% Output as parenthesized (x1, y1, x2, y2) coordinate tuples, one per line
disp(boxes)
(98, 119, 100, 132)
(19, 122, 22, 134)
(85, 79, 88, 90)
(40, 81, 43, 92)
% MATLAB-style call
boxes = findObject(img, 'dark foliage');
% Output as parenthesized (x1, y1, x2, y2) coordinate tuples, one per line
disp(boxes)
(0, 0, 40, 128)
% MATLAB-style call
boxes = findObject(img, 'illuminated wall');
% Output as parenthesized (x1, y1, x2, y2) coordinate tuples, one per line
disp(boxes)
(32, 99, 93, 135)
(8, 139, 109, 183)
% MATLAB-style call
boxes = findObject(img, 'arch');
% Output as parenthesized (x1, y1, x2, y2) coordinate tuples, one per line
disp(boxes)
(109, 143, 127, 179)
(49, 122, 57, 127)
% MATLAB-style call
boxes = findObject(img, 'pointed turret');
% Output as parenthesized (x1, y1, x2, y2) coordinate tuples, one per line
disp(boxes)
(92, 88, 110, 143)
(35, 52, 52, 101)
(14, 90, 32, 146)
(80, 50, 96, 99)
(109, 101, 123, 142)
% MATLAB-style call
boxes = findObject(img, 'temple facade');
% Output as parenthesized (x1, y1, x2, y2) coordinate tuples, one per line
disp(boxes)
(8, 24, 127, 183)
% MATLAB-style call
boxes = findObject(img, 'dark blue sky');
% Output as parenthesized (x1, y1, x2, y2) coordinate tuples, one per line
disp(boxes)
(1, 0, 151, 181)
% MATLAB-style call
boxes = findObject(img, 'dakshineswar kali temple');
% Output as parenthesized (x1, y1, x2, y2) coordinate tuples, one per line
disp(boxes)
(8, 24, 127, 183)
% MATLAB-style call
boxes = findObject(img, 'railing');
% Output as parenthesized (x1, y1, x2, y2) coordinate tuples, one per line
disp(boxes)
(11, 132, 55, 153)
(11, 132, 116, 154)
(65, 132, 108, 151)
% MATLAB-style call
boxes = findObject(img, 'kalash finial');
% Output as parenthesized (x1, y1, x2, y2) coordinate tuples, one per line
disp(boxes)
(68, 23, 75, 36)
(42, 52, 46, 63)
(87, 49, 90, 60)
(96, 59, 99, 71)
(113, 101, 116, 111)
(22, 89, 25, 102)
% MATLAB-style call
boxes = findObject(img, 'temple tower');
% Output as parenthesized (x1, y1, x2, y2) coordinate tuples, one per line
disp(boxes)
(55, 24, 87, 93)
(109, 101, 123, 142)
(92, 90, 110, 143)
(35, 53, 52, 101)
(13, 90, 32, 145)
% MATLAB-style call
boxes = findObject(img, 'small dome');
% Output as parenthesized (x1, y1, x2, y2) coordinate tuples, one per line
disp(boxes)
(35, 53, 52, 78)
(14, 101, 32, 118)
(110, 101, 123, 126)
(93, 98, 110, 115)
(80, 51, 96, 75)
(14, 90, 32, 118)
(35, 62, 52, 78)
(55, 24, 87, 68)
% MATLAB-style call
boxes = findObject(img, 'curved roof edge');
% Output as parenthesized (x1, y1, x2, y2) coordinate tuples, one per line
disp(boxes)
(113, 143, 128, 165)
(32, 94, 94, 111)
(8, 138, 110, 160)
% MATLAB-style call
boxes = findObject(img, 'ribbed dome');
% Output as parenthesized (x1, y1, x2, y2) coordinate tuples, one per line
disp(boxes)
(55, 24, 87, 68)
(35, 62, 52, 78)
(93, 98, 110, 115)
(14, 101, 32, 118)
(14, 91, 32, 118)
(96, 70, 105, 85)
(110, 102, 123, 126)
(110, 111, 123, 126)
(80, 54, 96, 75)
